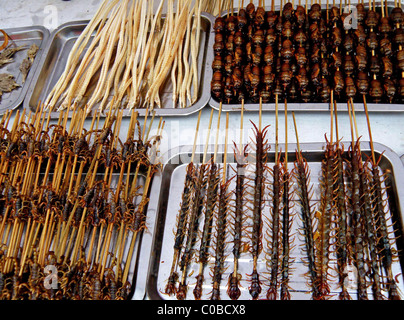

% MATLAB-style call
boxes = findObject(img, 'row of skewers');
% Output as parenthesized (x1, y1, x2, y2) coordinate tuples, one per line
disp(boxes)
(211, 0, 404, 104)
(163, 95, 402, 300)
(0, 105, 163, 299)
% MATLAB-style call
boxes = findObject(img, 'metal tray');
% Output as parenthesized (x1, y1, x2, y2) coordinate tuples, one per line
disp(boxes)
(24, 13, 215, 118)
(0, 26, 49, 114)
(146, 141, 404, 300)
(208, 4, 404, 113)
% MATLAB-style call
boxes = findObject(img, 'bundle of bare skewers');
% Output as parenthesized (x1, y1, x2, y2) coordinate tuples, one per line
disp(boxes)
(163, 96, 402, 300)
(0, 105, 163, 300)
(43, 0, 225, 114)
(211, 0, 404, 104)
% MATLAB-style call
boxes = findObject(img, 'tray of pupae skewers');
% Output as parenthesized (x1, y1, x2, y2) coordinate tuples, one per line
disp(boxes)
(209, 0, 404, 112)
(146, 104, 404, 300)
(0, 106, 164, 300)
(24, 0, 216, 118)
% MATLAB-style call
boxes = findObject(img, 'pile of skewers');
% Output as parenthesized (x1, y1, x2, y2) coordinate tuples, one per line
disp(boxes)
(0, 105, 163, 300)
(211, 0, 404, 104)
(163, 98, 402, 300)
(43, 0, 220, 113)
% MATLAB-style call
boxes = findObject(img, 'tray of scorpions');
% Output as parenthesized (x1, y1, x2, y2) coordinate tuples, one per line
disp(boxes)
(209, 2, 404, 113)
(146, 139, 404, 300)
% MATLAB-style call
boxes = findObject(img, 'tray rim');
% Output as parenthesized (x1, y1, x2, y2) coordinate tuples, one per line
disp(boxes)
(23, 12, 216, 118)
(0, 25, 50, 115)
(145, 140, 404, 300)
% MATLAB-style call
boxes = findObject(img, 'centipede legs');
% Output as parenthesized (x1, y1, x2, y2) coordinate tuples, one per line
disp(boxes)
(248, 122, 270, 300)
(227, 145, 248, 300)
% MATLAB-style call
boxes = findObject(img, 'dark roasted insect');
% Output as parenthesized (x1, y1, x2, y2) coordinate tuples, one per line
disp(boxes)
(333, 142, 351, 300)
(294, 150, 319, 299)
(264, 45, 275, 65)
(294, 28, 307, 47)
(211, 178, 231, 301)
(227, 144, 248, 301)
(177, 164, 207, 300)
(369, 79, 383, 103)
(360, 163, 383, 300)
(295, 5, 306, 26)
(281, 39, 294, 62)
(345, 76, 357, 100)
(265, 28, 277, 46)
(314, 138, 335, 300)
(384, 79, 396, 103)
(356, 71, 370, 96)
(249, 122, 270, 300)
(380, 38, 392, 58)
(280, 168, 292, 301)
(267, 160, 282, 300)
(211, 71, 223, 101)
(165, 163, 195, 296)
(349, 140, 368, 300)
(194, 162, 218, 300)
(296, 67, 309, 91)
(295, 47, 307, 67)
(370, 165, 401, 300)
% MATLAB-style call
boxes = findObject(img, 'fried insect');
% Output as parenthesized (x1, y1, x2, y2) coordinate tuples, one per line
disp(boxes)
(267, 158, 282, 300)
(211, 177, 231, 301)
(177, 164, 207, 300)
(313, 137, 335, 300)
(194, 161, 219, 300)
(293, 113, 319, 299)
(165, 163, 195, 296)
(249, 121, 270, 300)
(227, 144, 248, 301)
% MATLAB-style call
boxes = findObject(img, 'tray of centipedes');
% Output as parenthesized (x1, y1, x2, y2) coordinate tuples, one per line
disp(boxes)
(145, 130, 404, 300)
(208, 1, 404, 113)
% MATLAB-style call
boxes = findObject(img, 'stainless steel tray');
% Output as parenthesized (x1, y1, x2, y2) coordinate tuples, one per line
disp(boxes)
(146, 141, 404, 300)
(24, 13, 215, 118)
(0, 26, 49, 114)
(208, 4, 404, 113)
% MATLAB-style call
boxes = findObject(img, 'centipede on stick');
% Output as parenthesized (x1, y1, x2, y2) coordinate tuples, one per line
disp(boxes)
(332, 100, 352, 300)
(249, 98, 270, 300)
(211, 112, 231, 301)
(266, 95, 282, 300)
(292, 111, 319, 299)
(363, 95, 402, 300)
(227, 102, 248, 301)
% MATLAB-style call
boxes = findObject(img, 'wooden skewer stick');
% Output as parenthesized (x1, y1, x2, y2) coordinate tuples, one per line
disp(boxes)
(363, 95, 376, 166)
(275, 94, 279, 165)
(284, 99, 288, 170)
(213, 102, 223, 164)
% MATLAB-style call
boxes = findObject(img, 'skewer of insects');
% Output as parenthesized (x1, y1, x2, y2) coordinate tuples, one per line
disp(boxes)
(227, 100, 248, 300)
(165, 110, 203, 297)
(211, 112, 232, 300)
(248, 97, 270, 300)
(266, 96, 294, 300)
